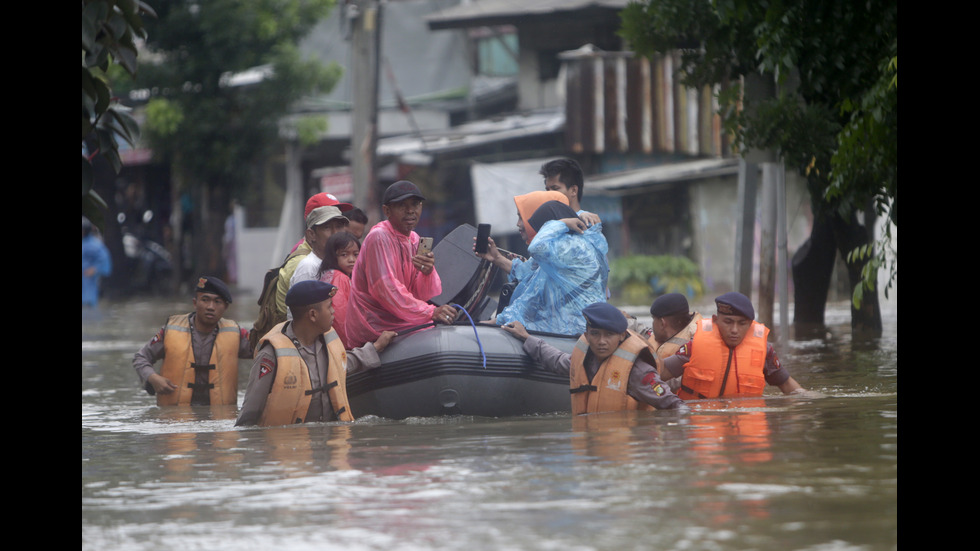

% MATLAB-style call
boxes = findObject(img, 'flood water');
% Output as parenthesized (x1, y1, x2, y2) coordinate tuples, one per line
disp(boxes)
(82, 295, 897, 551)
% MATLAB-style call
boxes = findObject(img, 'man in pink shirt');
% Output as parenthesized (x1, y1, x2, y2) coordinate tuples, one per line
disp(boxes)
(345, 181, 458, 348)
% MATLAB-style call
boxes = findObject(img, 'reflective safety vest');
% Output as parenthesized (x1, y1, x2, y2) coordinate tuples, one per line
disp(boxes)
(678, 318, 769, 400)
(159, 314, 241, 406)
(569, 334, 657, 414)
(257, 323, 353, 426)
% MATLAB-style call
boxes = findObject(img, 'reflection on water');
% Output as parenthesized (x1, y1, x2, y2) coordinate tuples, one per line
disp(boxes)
(83, 297, 897, 551)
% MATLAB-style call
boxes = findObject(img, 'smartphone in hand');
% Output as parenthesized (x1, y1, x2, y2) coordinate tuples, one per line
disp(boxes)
(418, 237, 434, 255)
(475, 224, 491, 254)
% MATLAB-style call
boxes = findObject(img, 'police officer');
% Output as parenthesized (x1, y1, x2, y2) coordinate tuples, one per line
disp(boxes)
(132, 276, 252, 406)
(661, 292, 808, 399)
(236, 280, 383, 426)
(501, 301, 687, 413)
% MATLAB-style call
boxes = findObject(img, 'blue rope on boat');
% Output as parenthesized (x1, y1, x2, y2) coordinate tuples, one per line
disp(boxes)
(451, 303, 486, 370)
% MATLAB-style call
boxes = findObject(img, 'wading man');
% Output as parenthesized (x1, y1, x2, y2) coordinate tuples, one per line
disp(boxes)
(133, 276, 252, 406)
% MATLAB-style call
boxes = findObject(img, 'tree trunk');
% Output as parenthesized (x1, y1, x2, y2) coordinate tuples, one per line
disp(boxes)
(190, 184, 229, 287)
(792, 208, 883, 339)
(791, 213, 837, 337)
(832, 206, 883, 339)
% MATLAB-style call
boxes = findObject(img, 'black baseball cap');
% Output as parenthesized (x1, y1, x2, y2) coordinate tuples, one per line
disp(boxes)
(382, 180, 426, 205)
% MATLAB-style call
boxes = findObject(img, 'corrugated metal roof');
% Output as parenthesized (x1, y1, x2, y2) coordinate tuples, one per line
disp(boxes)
(376, 108, 565, 160)
(426, 0, 630, 29)
(589, 158, 740, 195)
(562, 50, 732, 157)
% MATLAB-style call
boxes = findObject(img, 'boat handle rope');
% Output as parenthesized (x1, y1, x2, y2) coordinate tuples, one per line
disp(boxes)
(451, 302, 486, 370)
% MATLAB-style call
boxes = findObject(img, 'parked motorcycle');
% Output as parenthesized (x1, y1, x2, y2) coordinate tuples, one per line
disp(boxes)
(119, 210, 173, 295)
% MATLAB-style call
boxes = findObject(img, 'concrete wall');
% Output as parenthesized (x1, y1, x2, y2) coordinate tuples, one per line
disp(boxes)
(688, 168, 813, 296)
(230, 204, 281, 299)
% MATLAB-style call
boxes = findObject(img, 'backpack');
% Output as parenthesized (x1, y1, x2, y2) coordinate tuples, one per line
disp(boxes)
(249, 249, 305, 350)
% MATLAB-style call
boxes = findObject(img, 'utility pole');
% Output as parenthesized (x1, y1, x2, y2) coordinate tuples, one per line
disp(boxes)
(733, 158, 758, 297)
(758, 162, 777, 332)
(758, 161, 789, 343)
(349, 0, 382, 223)
(776, 161, 789, 344)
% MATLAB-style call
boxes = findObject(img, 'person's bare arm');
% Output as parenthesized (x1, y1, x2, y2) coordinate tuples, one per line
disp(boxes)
(146, 373, 178, 394)
(474, 236, 513, 273)
(373, 330, 397, 353)
(500, 320, 530, 341)
(780, 377, 826, 397)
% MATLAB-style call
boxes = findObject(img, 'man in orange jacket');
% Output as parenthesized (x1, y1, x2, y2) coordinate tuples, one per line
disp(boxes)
(661, 292, 808, 399)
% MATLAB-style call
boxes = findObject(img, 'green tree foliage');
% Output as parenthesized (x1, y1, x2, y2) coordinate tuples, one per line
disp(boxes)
(620, 0, 896, 312)
(129, 0, 343, 277)
(82, 0, 156, 232)
(135, 0, 341, 186)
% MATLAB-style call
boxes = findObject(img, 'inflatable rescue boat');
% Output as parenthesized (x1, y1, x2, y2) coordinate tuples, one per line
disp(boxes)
(346, 224, 577, 419)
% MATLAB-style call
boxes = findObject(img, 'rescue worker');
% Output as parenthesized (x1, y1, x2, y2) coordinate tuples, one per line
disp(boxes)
(236, 280, 383, 427)
(661, 292, 807, 399)
(628, 293, 704, 362)
(501, 301, 687, 413)
(132, 276, 253, 406)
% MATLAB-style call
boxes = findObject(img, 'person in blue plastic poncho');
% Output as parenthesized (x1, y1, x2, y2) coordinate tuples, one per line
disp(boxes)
(475, 193, 609, 336)
(82, 216, 112, 308)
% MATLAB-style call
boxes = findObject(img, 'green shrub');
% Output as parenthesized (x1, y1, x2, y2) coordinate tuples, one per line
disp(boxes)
(609, 255, 705, 305)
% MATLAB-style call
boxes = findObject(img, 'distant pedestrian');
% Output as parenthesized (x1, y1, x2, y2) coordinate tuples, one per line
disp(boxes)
(82, 216, 112, 308)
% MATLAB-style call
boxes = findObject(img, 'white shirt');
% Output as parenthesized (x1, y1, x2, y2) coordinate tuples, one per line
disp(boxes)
(285, 251, 324, 320)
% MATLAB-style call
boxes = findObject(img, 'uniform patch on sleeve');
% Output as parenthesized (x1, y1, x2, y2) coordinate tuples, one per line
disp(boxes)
(149, 328, 164, 345)
(769, 345, 782, 370)
(641, 372, 666, 396)
(258, 357, 275, 379)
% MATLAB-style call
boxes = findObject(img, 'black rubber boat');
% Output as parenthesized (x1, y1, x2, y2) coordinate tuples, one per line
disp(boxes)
(346, 224, 577, 419)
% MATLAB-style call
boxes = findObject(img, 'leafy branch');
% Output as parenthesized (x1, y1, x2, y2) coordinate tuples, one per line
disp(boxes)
(82, 0, 156, 231)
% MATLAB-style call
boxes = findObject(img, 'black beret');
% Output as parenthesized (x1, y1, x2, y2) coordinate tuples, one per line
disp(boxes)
(715, 291, 754, 319)
(286, 280, 337, 308)
(650, 293, 689, 318)
(195, 276, 232, 303)
(582, 302, 628, 334)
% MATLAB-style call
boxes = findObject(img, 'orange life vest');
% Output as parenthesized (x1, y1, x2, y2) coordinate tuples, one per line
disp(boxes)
(159, 314, 241, 406)
(652, 313, 703, 360)
(256, 323, 353, 426)
(569, 333, 657, 414)
(678, 318, 769, 400)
